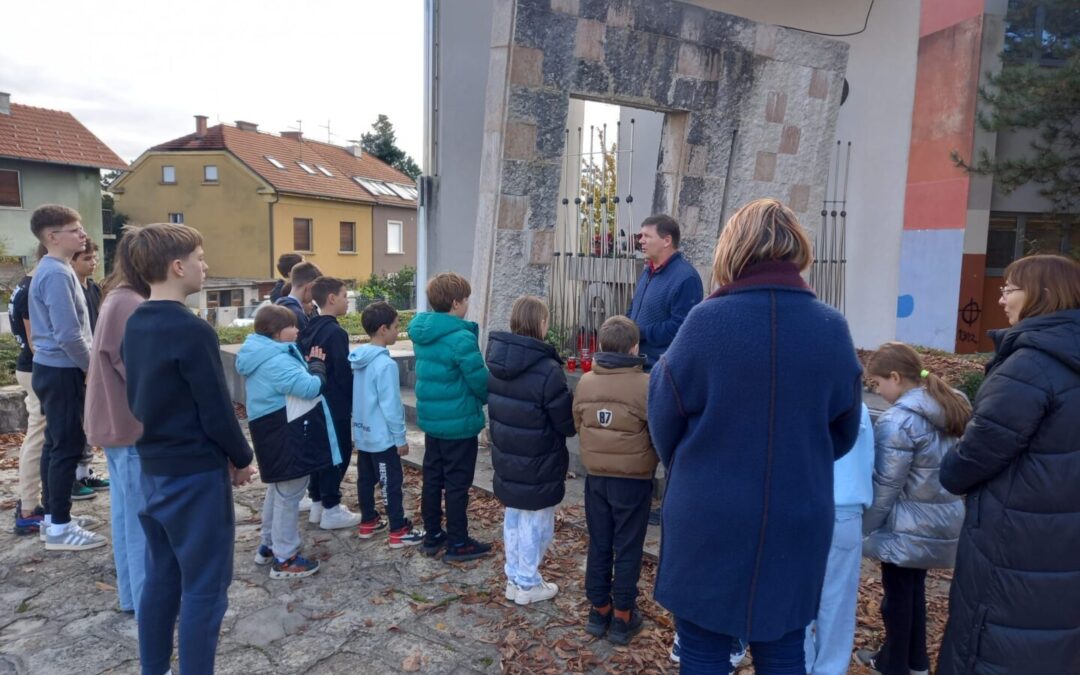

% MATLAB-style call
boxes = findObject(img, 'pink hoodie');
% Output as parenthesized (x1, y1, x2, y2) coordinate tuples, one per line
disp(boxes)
(85, 286, 144, 447)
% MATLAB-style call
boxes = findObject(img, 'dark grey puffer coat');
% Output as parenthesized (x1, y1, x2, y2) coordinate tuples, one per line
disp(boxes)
(862, 386, 964, 569)
(936, 309, 1080, 675)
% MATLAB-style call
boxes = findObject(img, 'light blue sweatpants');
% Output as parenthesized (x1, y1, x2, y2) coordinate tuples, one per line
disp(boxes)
(503, 506, 555, 589)
(805, 510, 864, 675)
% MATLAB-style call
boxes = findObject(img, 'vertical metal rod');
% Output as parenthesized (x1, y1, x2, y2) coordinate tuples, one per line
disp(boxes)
(839, 141, 852, 314)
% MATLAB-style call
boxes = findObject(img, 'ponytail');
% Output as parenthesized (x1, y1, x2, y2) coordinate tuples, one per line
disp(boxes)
(867, 341, 972, 437)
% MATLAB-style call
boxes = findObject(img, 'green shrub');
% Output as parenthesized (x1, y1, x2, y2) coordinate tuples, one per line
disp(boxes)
(0, 333, 19, 386)
(957, 370, 986, 402)
(216, 325, 253, 345)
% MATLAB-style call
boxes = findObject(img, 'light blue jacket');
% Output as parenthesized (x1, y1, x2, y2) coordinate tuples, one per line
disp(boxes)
(235, 333, 341, 465)
(834, 404, 874, 513)
(350, 344, 406, 453)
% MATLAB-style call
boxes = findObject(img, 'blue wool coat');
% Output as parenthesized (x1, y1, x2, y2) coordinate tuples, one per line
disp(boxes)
(649, 261, 863, 641)
(627, 251, 703, 369)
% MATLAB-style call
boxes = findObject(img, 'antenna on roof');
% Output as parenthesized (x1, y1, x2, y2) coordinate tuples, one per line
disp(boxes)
(319, 119, 332, 143)
(289, 119, 304, 159)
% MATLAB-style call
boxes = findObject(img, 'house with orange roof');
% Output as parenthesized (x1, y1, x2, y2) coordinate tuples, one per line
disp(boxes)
(111, 116, 417, 286)
(0, 92, 126, 262)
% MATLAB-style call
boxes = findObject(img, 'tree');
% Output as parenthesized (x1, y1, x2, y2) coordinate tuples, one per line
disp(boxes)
(359, 114, 421, 180)
(953, 0, 1080, 223)
(578, 136, 620, 256)
(101, 169, 124, 191)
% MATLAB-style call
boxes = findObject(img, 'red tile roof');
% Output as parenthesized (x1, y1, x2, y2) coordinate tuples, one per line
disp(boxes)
(151, 124, 417, 207)
(0, 103, 126, 170)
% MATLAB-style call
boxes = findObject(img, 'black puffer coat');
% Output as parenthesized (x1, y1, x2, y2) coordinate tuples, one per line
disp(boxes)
(486, 331, 576, 511)
(937, 309, 1080, 675)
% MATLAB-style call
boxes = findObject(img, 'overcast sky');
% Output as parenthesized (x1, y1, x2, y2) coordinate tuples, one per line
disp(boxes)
(1, 0, 424, 165)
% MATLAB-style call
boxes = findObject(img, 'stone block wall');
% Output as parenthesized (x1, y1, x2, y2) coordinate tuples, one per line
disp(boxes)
(472, 0, 848, 333)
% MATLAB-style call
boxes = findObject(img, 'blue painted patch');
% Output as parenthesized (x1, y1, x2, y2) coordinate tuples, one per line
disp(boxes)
(897, 294, 914, 318)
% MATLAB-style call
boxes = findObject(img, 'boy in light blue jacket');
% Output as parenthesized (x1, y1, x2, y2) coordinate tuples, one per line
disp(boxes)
(350, 301, 425, 549)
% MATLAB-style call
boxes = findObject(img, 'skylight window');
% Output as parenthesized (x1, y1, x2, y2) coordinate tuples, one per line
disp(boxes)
(297, 162, 317, 175)
(315, 165, 333, 177)
(387, 183, 416, 200)
(266, 155, 286, 169)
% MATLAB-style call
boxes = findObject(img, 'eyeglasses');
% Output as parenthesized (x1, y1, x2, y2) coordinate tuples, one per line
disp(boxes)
(1000, 286, 1021, 297)
(54, 227, 86, 236)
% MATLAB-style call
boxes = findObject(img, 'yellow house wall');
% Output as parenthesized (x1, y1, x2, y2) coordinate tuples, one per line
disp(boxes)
(112, 152, 273, 279)
(274, 195, 373, 284)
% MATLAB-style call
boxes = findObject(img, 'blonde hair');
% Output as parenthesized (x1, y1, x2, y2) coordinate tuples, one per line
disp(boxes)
(867, 342, 972, 437)
(712, 198, 813, 287)
(509, 296, 549, 340)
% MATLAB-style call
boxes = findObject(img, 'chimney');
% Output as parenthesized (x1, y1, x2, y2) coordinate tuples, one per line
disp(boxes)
(0, 92, 10, 116)
(281, 131, 303, 141)
(235, 120, 258, 132)
(347, 144, 362, 158)
(195, 115, 208, 137)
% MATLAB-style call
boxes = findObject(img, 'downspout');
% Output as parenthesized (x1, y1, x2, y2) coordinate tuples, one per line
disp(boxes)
(267, 192, 279, 279)
(418, 0, 438, 312)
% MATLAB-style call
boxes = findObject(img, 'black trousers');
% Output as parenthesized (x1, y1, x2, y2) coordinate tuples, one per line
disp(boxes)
(308, 417, 352, 509)
(878, 562, 929, 675)
(357, 447, 406, 530)
(32, 364, 86, 525)
(584, 475, 652, 611)
(421, 434, 478, 546)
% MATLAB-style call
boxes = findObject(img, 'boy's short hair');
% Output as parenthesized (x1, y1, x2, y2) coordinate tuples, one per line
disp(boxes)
(426, 272, 471, 313)
(311, 276, 347, 307)
(73, 239, 100, 261)
(361, 301, 398, 336)
(254, 304, 297, 337)
(599, 315, 639, 354)
(128, 223, 204, 284)
(30, 204, 80, 239)
(276, 252, 304, 278)
(290, 262, 322, 288)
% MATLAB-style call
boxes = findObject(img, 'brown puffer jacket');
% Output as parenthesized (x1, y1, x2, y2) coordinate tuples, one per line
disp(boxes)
(572, 352, 658, 480)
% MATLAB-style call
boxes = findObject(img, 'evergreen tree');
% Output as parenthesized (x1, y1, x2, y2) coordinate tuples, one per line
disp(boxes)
(359, 114, 421, 180)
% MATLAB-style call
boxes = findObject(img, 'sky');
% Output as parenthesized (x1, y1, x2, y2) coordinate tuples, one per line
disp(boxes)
(1, 0, 425, 165)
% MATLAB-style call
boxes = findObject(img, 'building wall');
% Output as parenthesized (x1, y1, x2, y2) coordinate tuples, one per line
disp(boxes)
(273, 194, 373, 284)
(372, 205, 418, 276)
(112, 151, 272, 279)
(0, 159, 104, 264)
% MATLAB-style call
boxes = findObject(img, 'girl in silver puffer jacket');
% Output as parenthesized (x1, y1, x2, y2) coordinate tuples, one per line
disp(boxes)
(856, 342, 970, 675)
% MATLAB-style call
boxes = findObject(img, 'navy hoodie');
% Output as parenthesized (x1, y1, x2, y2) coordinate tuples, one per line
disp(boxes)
(299, 314, 352, 421)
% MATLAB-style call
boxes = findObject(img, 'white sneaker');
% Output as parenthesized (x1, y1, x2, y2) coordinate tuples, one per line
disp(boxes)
(45, 523, 107, 551)
(515, 580, 558, 605)
(505, 580, 519, 602)
(298, 496, 313, 512)
(39, 515, 100, 542)
(319, 504, 362, 530)
(308, 501, 324, 525)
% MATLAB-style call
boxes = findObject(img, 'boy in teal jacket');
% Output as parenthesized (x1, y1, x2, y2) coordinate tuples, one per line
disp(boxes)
(407, 272, 490, 562)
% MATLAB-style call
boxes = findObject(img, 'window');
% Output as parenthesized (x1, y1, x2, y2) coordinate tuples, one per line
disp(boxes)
(0, 169, 21, 207)
(162, 165, 176, 184)
(297, 161, 317, 175)
(353, 177, 396, 196)
(387, 183, 416, 200)
(168, 213, 184, 224)
(266, 155, 286, 169)
(203, 165, 219, 182)
(293, 218, 313, 251)
(315, 164, 333, 177)
(339, 221, 356, 252)
(986, 211, 1078, 273)
(387, 220, 404, 254)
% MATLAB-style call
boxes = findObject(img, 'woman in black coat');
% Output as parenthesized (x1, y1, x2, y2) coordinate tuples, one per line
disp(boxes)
(937, 254, 1080, 675)
(486, 296, 575, 606)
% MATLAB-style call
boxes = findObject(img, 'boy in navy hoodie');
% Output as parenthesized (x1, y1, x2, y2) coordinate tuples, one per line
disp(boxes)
(275, 261, 321, 331)
(298, 276, 362, 530)
(124, 223, 255, 675)
(350, 301, 425, 547)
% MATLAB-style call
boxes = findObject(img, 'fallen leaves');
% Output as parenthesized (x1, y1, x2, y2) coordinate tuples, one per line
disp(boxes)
(401, 651, 423, 671)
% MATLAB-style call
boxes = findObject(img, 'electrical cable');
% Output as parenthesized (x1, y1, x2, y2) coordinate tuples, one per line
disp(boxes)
(778, 0, 875, 37)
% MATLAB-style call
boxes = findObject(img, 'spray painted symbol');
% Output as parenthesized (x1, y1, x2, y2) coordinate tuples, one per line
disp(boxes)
(959, 299, 982, 327)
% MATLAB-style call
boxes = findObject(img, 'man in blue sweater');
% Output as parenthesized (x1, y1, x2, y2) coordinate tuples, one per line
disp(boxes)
(627, 215, 703, 372)
(124, 223, 255, 675)
(27, 205, 105, 551)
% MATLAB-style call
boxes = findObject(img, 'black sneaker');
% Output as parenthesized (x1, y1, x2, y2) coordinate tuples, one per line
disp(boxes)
(585, 607, 612, 638)
(648, 508, 662, 526)
(421, 530, 446, 557)
(79, 474, 111, 491)
(443, 538, 492, 563)
(607, 610, 643, 646)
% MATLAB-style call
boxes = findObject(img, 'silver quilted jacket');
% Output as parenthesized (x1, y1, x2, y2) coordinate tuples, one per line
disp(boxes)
(862, 387, 965, 569)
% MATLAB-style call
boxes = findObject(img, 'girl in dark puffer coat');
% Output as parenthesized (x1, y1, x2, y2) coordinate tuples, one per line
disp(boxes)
(937, 255, 1080, 675)
(486, 296, 576, 607)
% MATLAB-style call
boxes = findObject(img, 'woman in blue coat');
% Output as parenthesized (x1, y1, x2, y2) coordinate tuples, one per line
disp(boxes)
(649, 199, 863, 674)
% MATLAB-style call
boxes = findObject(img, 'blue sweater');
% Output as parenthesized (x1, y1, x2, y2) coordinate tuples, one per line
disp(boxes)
(648, 261, 862, 641)
(627, 251, 703, 369)
(124, 300, 253, 476)
(28, 255, 92, 371)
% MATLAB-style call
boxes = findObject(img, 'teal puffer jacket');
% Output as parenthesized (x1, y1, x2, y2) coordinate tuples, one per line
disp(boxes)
(407, 311, 488, 439)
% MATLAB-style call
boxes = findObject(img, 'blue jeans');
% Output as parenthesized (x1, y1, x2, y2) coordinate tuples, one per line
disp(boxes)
(677, 618, 805, 674)
(805, 510, 863, 675)
(503, 506, 554, 589)
(138, 466, 235, 675)
(105, 445, 147, 614)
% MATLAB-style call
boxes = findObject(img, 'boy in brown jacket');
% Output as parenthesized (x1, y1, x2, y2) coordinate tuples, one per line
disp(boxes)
(572, 315, 658, 646)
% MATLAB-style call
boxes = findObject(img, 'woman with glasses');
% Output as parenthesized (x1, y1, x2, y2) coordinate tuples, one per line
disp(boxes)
(937, 254, 1080, 675)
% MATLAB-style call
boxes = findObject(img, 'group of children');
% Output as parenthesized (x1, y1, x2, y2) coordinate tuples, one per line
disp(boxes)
(11, 205, 974, 673)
